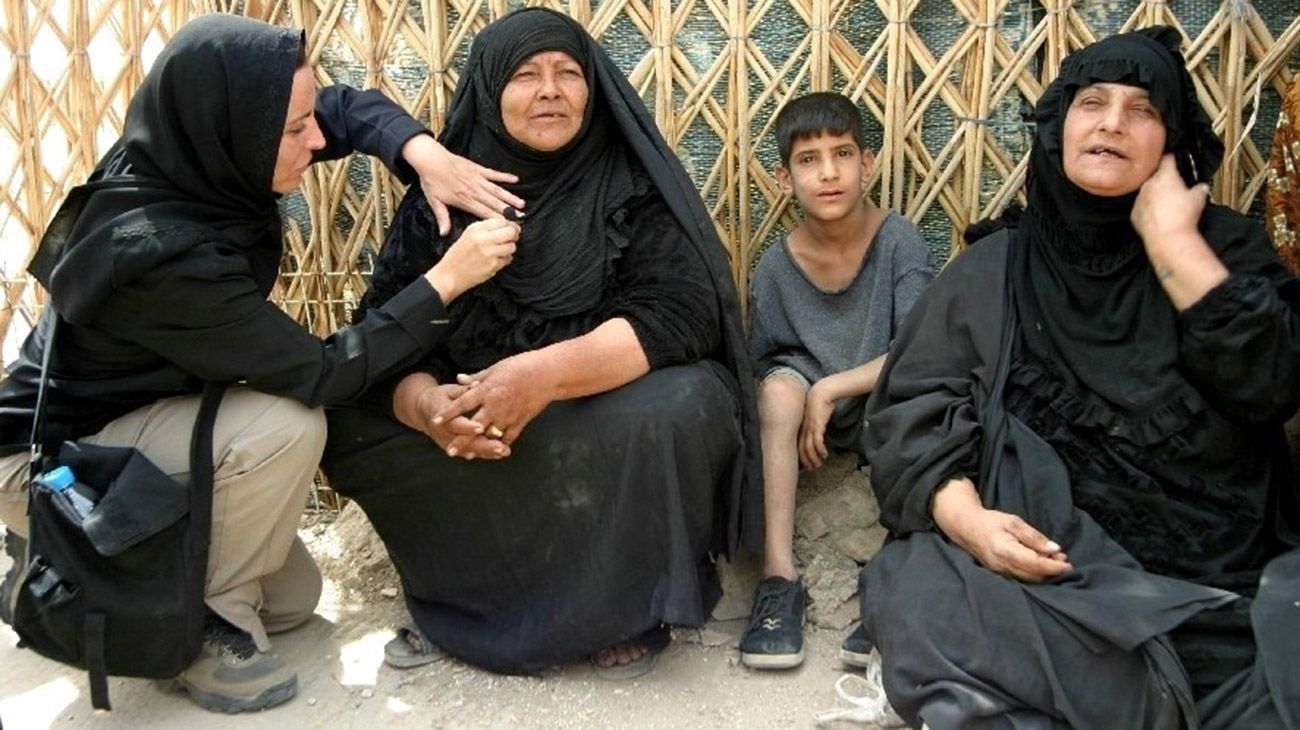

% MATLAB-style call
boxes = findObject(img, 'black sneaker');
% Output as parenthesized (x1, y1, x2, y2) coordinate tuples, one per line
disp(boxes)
(162, 613, 298, 713)
(739, 576, 806, 669)
(0, 531, 26, 626)
(840, 623, 875, 668)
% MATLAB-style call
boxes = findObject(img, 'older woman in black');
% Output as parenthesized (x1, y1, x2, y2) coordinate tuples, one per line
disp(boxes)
(322, 8, 760, 677)
(859, 28, 1299, 729)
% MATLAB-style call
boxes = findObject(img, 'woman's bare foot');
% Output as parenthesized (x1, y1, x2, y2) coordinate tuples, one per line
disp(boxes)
(590, 625, 671, 679)
(592, 641, 651, 668)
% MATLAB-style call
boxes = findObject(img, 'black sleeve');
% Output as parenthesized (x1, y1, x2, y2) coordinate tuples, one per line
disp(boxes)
(94, 240, 450, 408)
(1179, 272, 1300, 423)
(1176, 209, 1300, 423)
(863, 238, 1010, 535)
(606, 195, 722, 368)
(312, 85, 429, 185)
(356, 188, 441, 324)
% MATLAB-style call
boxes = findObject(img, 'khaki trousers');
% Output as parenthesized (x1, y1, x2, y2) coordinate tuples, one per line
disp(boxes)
(0, 388, 325, 650)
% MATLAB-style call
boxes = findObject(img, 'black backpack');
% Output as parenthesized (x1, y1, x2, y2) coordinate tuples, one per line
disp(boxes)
(5, 313, 225, 711)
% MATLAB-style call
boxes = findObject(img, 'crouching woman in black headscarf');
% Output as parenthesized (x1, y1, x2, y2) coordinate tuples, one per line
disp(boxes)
(0, 14, 523, 713)
(321, 8, 761, 677)
(857, 27, 1300, 728)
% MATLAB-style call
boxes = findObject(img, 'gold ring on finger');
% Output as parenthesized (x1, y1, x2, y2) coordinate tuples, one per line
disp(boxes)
(486, 425, 505, 439)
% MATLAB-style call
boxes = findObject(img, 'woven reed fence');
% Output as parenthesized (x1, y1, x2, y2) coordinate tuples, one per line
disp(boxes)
(2, 0, 1299, 360)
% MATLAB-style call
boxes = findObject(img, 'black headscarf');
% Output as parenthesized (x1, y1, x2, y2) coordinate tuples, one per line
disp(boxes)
(29, 14, 302, 323)
(426, 8, 763, 553)
(1011, 27, 1225, 433)
(438, 9, 634, 316)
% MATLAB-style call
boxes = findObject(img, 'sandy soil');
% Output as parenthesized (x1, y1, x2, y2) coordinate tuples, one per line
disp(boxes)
(0, 519, 887, 730)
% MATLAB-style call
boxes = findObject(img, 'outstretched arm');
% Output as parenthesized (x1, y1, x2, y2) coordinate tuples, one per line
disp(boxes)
(312, 85, 524, 233)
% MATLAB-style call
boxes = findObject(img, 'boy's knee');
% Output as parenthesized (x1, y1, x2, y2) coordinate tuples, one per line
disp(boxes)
(758, 375, 806, 427)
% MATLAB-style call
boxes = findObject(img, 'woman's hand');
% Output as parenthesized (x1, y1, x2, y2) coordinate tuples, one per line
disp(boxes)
(401, 135, 525, 235)
(931, 477, 1071, 583)
(424, 218, 519, 303)
(1132, 154, 1228, 311)
(392, 373, 510, 460)
(433, 352, 556, 451)
(798, 380, 836, 469)
(1132, 153, 1208, 245)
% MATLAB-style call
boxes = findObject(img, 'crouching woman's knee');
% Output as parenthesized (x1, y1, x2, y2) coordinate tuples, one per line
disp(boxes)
(216, 389, 327, 488)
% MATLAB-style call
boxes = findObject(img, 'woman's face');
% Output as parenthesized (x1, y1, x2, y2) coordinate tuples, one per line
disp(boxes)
(500, 51, 588, 152)
(271, 66, 326, 194)
(1061, 82, 1167, 197)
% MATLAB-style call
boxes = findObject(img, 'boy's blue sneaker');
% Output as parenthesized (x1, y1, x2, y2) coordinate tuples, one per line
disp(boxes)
(739, 576, 806, 669)
(840, 623, 875, 668)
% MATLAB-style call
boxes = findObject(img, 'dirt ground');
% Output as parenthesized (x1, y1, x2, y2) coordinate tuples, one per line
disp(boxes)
(0, 508, 889, 730)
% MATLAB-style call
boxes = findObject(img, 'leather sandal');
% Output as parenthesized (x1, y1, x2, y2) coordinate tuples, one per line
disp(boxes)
(383, 623, 446, 669)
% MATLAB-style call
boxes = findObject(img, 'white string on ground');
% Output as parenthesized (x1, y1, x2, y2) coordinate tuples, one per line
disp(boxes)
(813, 650, 907, 727)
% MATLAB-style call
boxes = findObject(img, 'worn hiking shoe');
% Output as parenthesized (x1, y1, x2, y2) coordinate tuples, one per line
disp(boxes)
(739, 576, 806, 669)
(840, 623, 875, 668)
(165, 614, 297, 713)
(0, 531, 25, 626)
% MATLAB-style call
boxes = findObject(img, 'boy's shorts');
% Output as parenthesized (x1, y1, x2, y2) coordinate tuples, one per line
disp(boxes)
(761, 367, 868, 458)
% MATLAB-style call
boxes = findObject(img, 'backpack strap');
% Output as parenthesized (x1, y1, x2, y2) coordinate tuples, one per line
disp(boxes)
(81, 383, 224, 712)
(27, 312, 59, 481)
(188, 382, 226, 594)
(85, 613, 109, 710)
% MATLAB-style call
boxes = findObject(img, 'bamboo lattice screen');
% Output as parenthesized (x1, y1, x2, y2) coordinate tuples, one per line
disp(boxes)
(2, 0, 1298, 361)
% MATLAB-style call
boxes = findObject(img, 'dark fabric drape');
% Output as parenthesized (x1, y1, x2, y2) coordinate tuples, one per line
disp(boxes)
(325, 363, 739, 674)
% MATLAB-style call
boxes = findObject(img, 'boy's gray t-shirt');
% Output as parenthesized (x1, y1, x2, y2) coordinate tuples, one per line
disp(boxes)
(748, 211, 933, 436)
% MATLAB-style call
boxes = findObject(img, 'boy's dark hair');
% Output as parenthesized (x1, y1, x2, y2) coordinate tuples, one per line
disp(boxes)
(773, 92, 866, 166)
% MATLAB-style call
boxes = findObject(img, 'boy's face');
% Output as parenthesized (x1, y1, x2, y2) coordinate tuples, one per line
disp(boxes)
(776, 131, 874, 222)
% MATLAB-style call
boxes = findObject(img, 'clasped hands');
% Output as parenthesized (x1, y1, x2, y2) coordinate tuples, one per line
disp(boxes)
(398, 354, 553, 461)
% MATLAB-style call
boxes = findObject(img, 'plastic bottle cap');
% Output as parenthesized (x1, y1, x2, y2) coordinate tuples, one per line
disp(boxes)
(43, 465, 76, 491)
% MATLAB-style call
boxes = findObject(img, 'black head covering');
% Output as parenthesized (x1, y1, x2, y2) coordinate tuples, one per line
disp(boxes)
(437, 9, 630, 316)
(30, 14, 302, 323)
(424, 8, 762, 552)
(1011, 27, 1224, 436)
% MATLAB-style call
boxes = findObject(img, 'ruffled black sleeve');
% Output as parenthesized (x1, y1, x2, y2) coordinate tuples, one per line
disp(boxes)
(1178, 208, 1300, 423)
(606, 193, 721, 368)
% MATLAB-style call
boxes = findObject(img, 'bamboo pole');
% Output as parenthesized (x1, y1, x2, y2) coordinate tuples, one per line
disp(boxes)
(1218, 4, 1247, 206)
(879, 0, 905, 211)
(732, 0, 750, 313)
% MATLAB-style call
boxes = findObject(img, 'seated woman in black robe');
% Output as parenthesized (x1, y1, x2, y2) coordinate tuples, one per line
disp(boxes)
(321, 8, 760, 677)
(859, 27, 1300, 729)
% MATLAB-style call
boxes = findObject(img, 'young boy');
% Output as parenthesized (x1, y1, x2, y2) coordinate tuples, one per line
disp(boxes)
(741, 92, 933, 669)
